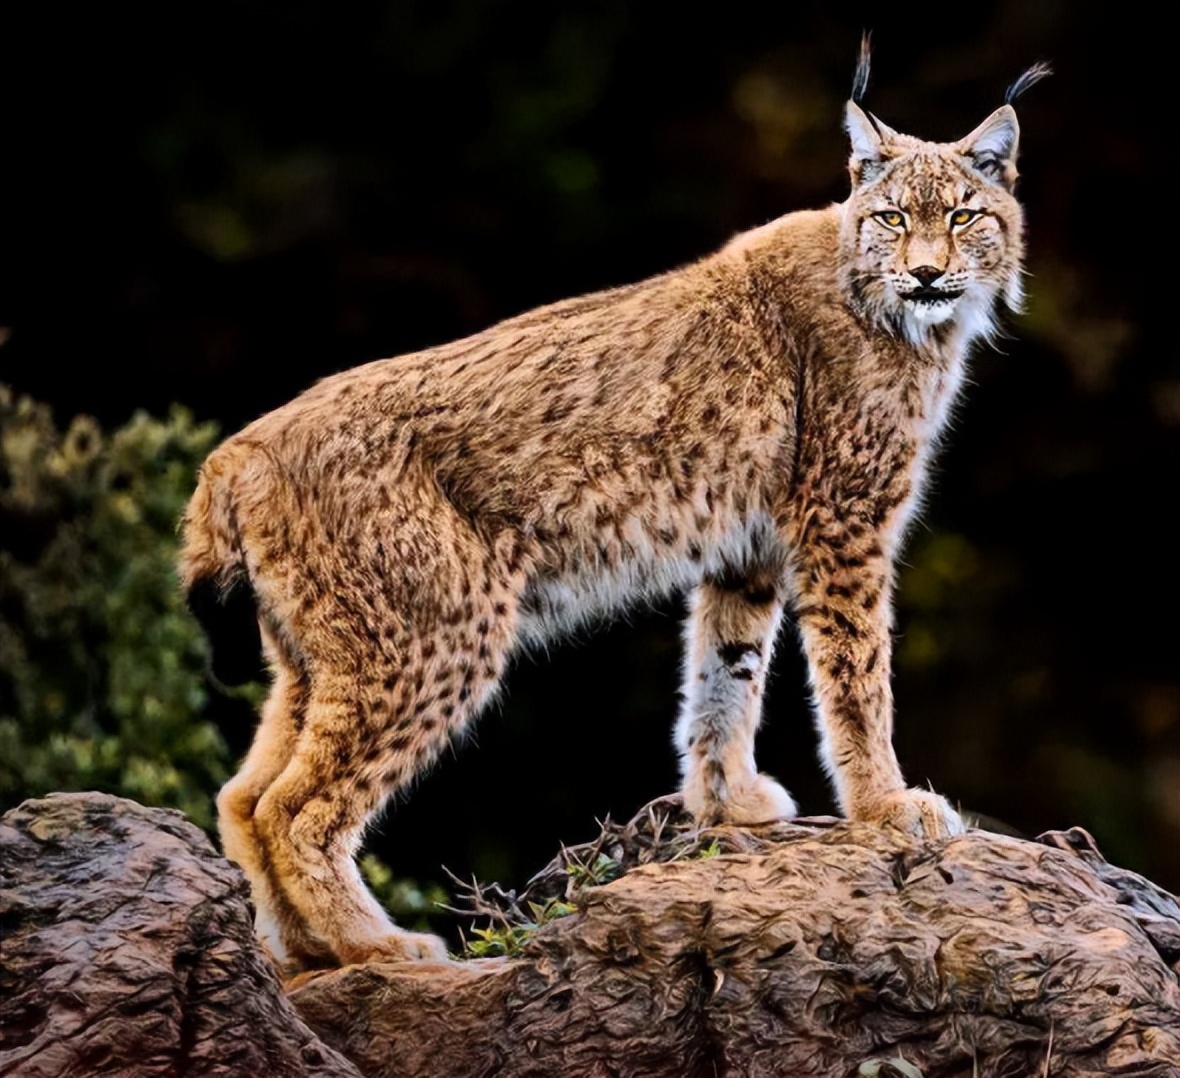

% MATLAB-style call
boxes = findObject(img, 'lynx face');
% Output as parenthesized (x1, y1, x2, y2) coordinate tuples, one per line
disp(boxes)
(840, 103, 1026, 346)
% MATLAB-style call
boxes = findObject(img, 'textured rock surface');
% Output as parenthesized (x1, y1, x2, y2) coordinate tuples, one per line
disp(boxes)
(292, 809, 1180, 1077)
(2, 792, 1178, 1077)
(0, 793, 358, 1078)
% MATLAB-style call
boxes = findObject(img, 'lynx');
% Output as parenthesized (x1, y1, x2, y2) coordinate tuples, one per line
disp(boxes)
(181, 48, 1049, 969)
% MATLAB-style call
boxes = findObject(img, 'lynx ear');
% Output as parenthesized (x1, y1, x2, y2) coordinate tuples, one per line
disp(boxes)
(845, 101, 897, 185)
(958, 105, 1020, 189)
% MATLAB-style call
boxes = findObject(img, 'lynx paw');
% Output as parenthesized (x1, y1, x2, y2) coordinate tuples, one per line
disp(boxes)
(858, 787, 965, 840)
(336, 928, 451, 967)
(685, 773, 798, 825)
(727, 774, 799, 824)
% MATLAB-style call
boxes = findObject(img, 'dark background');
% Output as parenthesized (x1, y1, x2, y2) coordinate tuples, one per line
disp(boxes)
(3, 2, 1177, 895)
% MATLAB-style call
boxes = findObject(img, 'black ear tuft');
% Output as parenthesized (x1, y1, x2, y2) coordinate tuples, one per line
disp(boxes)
(852, 31, 872, 103)
(1004, 61, 1052, 105)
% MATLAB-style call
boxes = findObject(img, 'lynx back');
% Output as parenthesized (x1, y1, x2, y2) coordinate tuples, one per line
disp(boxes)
(181, 50, 1046, 968)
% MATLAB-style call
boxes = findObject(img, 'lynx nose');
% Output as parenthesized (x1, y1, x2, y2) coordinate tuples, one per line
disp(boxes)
(909, 265, 944, 287)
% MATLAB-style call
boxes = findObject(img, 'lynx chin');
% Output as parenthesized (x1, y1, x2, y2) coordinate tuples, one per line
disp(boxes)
(181, 48, 1049, 969)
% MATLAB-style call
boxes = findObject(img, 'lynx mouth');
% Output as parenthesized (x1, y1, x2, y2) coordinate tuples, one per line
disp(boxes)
(903, 288, 964, 305)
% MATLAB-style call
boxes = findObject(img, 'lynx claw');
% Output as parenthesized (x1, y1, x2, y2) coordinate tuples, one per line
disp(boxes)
(859, 787, 966, 840)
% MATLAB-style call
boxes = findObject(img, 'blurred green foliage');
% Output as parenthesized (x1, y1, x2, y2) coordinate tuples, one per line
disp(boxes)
(0, 385, 228, 828)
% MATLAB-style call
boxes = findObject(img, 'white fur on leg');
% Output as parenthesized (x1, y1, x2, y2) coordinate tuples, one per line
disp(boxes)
(254, 907, 288, 964)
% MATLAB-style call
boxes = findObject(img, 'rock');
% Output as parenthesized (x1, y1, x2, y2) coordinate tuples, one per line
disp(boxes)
(0, 793, 357, 1078)
(2, 792, 1178, 1077)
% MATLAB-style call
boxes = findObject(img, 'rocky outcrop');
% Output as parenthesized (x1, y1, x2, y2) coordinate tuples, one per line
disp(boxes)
(2, 792, 1177, 1077)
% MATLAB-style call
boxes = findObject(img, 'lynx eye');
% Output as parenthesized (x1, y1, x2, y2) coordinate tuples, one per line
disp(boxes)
(874, 210, 906, 229)
(949, 208, 981, 228)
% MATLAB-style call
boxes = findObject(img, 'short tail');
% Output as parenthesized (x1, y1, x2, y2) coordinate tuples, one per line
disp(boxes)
(179, 447, 247, 594)
(180, 445, 264, 686)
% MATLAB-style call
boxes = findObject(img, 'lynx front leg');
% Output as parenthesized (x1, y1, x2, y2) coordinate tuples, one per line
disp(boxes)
(790, 530, 963, 838)
(676, 565, 796, 826)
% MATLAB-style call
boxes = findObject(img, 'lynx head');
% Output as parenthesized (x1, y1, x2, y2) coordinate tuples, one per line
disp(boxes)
(839, 41, 1050, 348)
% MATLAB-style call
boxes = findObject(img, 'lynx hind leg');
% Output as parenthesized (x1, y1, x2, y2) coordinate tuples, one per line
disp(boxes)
(250, 529, 522, 968)
(216, 632, 332, 966)
(676, 564, 797, 826)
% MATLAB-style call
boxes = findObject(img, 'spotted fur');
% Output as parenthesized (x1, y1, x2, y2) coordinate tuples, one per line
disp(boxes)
(181, 62, 1035, 968)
